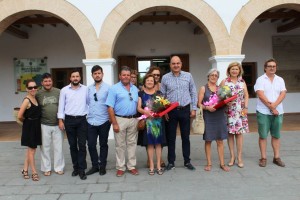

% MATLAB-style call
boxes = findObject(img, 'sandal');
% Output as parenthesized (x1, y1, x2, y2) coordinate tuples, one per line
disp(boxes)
(237, 160, 244, 168)
(259, 158, 267, 167)
(157, 168, 164, 175)
(148, 169, 155, 176)
(204, 165, 212, 171)
(228, 159, 235, 167)
(220, 165, 230, 172)
(32, 173, 39, 181)
(44, 171, 51, 176)
(160, 160, 166, 168)
(21, 169, 30, 179)
(55, 171, 64, 175)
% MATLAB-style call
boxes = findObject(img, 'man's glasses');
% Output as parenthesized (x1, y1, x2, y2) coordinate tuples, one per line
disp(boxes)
(94, 93, 98, 101)
(152, 74, 160, 77)
(267, 65, 276, 68)
(27, 86, 38, 90)
(129, 92, 133, 101)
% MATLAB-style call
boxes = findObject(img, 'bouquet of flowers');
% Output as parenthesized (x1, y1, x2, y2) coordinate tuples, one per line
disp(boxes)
(203, 86, 237, 109)
(138, 94, 179, 120)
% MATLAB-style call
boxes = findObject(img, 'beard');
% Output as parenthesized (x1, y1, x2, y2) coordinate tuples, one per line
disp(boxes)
(94, 79, 102, 83)
(72, 81, 80, 86)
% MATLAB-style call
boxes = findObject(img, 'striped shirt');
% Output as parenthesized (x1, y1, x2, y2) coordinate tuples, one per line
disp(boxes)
(160, 71, 197, 110)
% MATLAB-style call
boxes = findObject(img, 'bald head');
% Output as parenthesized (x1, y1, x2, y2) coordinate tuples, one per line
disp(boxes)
(170, 56, 182, 75)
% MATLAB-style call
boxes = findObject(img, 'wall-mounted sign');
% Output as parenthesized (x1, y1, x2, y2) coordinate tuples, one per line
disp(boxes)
(14, 58, 47, 92)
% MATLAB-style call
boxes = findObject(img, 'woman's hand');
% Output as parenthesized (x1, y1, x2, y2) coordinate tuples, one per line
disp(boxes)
(207, 106, 216, 112)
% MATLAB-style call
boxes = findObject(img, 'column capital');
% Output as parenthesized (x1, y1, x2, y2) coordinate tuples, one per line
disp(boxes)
(82, 58, 116, 66)
(209, 55, 245, 64)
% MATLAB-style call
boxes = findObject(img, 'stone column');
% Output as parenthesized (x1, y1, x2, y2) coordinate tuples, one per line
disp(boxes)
(83, 58, 116, 139)
(209, 55, 245, 84)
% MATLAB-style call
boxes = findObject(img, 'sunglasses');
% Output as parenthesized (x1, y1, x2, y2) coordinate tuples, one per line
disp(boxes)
(94, 93, 98, 101)
(27, 86, 38, 90)
(129, 92, 133, 101)
(152, 74, 160, 77)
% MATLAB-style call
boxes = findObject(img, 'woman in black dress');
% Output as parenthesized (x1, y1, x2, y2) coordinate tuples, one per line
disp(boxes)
(197, 69, 229, 172)
(18, 79, 42, 181)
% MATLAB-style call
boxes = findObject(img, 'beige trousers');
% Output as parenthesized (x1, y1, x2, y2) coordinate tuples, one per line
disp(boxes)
(114, 117, 138, 171)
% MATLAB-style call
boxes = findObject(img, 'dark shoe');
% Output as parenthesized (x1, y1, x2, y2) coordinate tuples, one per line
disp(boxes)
(129, 168, 139, 175)
(165, 163, 175, 171)
(259, 158, 267, 167)
(71, 170, 79, 177)
(79, 171, 87, 180)
(156, 168, 164, 175)
(184, 163, 196, 171)
(99, 167, 106, 176)
(86, 167, 99, 175)
(116, 170, 124, 177)
(273, 158, 285, 167)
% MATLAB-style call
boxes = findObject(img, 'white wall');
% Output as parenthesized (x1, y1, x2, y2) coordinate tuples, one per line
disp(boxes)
(113, 22, 212, 89)
(242, 20, 300, 113)
(0, 25, 85, 121)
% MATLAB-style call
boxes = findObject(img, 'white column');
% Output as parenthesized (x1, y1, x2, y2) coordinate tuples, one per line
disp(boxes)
(83, 58, 116, 139)
(83, 58, 116, 86)
(209, 55, 245, 84)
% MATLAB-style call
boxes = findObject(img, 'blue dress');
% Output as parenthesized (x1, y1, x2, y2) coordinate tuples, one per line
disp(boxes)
(202, 85, 228, 141)
(138, 90, 166, 146)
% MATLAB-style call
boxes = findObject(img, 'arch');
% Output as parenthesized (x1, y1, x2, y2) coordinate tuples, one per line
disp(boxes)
(230, 0, 300, 54)
(0, 0, 98, 58)
(98, 0, 229, 58)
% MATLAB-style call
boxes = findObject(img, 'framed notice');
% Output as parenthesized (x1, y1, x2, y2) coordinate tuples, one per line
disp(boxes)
(14, 58, 47, 92)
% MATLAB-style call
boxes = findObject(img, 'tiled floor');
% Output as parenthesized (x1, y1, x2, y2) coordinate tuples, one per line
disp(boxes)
(0, 113, 299, 141)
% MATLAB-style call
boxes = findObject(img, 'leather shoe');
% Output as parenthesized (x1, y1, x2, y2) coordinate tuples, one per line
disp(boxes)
(99, 167, 106, 176)
(71, 170, 79, 177)
(165, 163, 175, 171)
(184, 163, 196, 170)
(86, 167, 99, 175)
(116, 170, 124, 177)
(273, 157, 285, 167)
(79, 171, 87, 180)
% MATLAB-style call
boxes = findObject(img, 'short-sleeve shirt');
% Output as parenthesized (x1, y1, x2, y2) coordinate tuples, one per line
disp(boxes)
(254, 73, 286, 115)
(105, 82, 138, 116)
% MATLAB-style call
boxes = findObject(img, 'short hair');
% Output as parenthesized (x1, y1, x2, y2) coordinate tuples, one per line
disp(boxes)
(147, 66, 161, 75)
(70, 69, 81, 77)
(264, 58, 277, 72)
(131, 69, 138, 76)
(226, 62, 244, 77)
(91, 65, 103, 73)
(41, 73, 52, 80)
(142, 74, 156, 87)
(119, 66, 131, 75)
(206, 68, 220, 80)
(26, 79, 36, 87)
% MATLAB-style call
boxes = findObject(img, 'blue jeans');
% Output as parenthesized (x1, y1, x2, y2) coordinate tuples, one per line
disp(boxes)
(166, 106, 191, 165)
(64, 115, 87, 172)
(87, 121, 111, 168)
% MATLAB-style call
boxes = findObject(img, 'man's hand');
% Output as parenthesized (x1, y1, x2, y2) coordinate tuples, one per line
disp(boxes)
(58, 120, 65, 131)
(112, 123, 120, 133)
(190, 110, 196, 118)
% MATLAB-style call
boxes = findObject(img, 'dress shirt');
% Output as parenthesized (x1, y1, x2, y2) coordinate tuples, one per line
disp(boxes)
(254, 73, 286, 115)
(105, 82, 138, 116)
(57, 84, 88, 119)
(87, 82, 110, 126)
(160, 70, 198, 110)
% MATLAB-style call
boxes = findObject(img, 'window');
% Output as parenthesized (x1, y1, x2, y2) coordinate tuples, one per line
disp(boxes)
(242, 62, 257, 98)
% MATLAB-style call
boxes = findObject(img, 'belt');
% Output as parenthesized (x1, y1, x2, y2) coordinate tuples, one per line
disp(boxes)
(65, 115, 86, 119)
(115, 114, 139, 119)
(176, 104, 190, 110)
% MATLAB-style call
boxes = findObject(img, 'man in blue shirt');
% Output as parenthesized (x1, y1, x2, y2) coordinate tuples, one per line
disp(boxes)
(161, 55, 198, 171)
(58, 70, 88, 180)
(106, 66, 139, 177)
(86, 65, 111, 176)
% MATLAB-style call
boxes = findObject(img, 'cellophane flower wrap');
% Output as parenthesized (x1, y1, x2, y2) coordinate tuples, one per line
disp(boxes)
(203, 85, 237, 109)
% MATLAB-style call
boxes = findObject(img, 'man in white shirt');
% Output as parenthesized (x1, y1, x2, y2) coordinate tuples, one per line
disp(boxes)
(254, 58, 286, 168)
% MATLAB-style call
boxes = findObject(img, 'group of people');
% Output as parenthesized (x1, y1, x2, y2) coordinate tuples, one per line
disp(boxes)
(17, 56, 286, 181)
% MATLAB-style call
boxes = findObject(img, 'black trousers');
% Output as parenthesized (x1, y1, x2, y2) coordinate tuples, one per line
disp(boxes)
(64, 115, 87, 171)
(87, 120, 111, 168)
(166, 106, 191, 165)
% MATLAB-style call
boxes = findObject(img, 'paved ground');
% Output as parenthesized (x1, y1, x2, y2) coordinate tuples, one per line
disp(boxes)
(0, 131, 300, 200)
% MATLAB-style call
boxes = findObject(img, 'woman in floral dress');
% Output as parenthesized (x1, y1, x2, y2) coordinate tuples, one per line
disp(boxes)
(220, 62, 249, 168)
(137, 74, 166, 175)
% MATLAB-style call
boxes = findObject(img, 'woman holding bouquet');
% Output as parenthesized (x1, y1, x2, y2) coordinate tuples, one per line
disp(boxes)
(197, 69, 229, 172)
(17, 79, 42, 181)
(137, 74, 166, 175)
(220, 62, 249, 168)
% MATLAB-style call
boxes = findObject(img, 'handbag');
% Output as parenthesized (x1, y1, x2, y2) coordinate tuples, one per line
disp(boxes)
(137, 119, 146, 131)
(192, 107, 205, 135)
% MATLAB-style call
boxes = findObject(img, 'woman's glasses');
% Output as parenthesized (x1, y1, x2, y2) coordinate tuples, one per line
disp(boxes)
(94, 93, 98, 101)
(27, 86, 38, 90)
(152, 74, 160, 77)
(129, 92, 133, 101)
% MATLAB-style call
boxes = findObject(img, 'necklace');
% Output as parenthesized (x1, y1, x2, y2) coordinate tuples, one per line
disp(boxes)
(207, 83, 218, 93)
